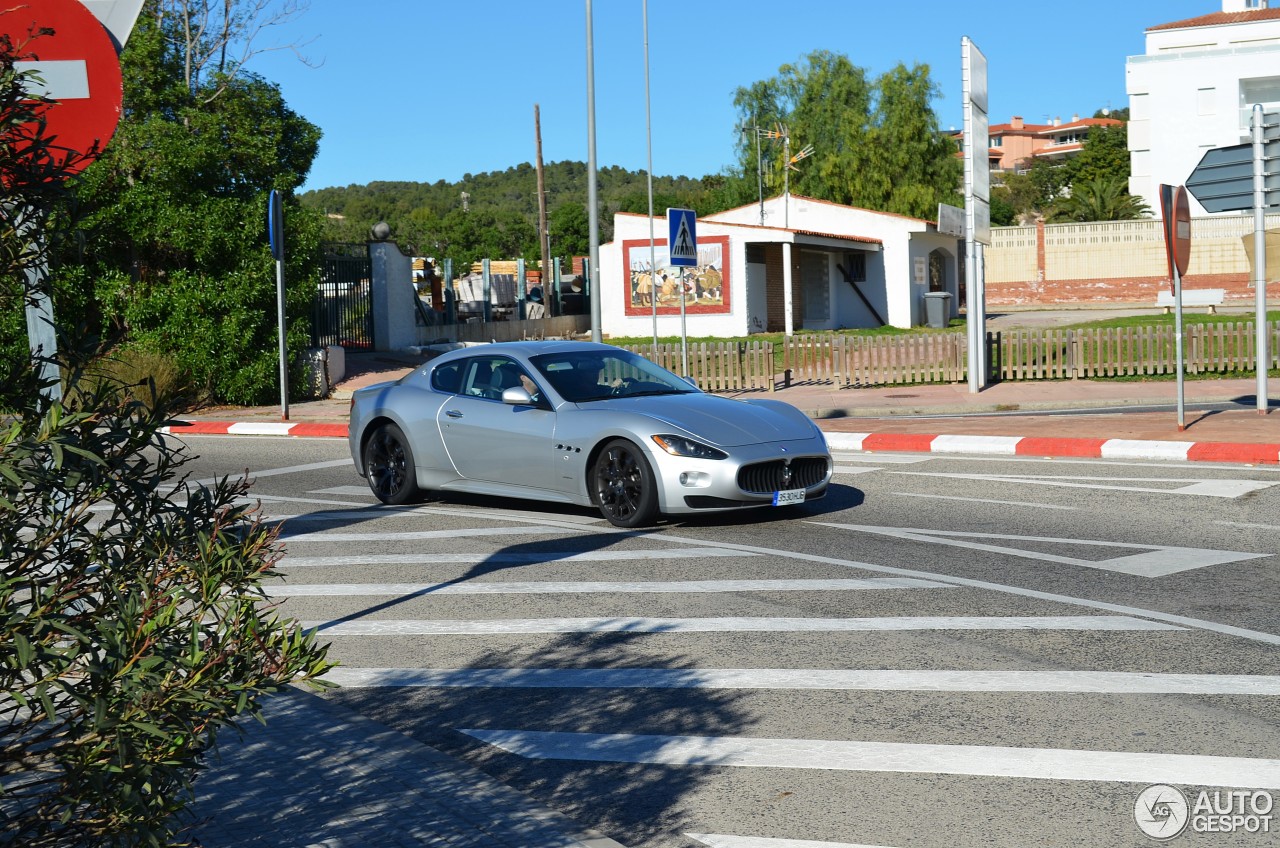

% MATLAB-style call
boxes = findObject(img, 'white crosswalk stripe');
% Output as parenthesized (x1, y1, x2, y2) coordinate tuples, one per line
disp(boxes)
(458, 729, 1280, 788)
(320, 667, 1280, 694)
(269, 577, 951, 597)
(303, 615, 1181, 636)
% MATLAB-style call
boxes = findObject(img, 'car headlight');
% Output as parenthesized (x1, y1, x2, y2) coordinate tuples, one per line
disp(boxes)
(651, 434, 728, 460)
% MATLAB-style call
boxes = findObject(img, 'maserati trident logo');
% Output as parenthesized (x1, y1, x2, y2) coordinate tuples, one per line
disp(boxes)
(780, 458, 793, 487)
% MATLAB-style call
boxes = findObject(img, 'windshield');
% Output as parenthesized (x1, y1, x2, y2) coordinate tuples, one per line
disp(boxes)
(530, 349, 699, 403)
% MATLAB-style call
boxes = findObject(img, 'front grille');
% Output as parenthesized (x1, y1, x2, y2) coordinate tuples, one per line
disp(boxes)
(737, 456, 829, 493)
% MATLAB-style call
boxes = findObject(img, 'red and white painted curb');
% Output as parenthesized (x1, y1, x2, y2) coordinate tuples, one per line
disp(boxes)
(162, 421, 348, 438)
(162, 421, 1280, 465)
(824, 432, 1280, 465)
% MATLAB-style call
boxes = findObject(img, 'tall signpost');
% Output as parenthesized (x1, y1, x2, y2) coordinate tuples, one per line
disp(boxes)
(961, 37, 991, 393)
(1185, 106, 1278, 414)
(667, 208, 698, 377)
(3, 0, 126, 403)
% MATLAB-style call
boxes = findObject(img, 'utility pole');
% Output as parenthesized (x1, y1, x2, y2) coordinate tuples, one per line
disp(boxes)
(534, 104, 550, 297)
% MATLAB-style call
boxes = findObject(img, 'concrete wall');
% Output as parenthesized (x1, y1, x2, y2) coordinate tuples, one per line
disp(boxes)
(985, 213, 1280, 306)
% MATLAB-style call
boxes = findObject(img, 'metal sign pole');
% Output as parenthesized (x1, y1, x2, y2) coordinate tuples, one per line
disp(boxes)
(1174, 265, 1185, 430)
(1252, 105, 1270, 415)
(276, 254, 288, 421)
(679, 267, 689, 377)
(19, 208, 61, 404)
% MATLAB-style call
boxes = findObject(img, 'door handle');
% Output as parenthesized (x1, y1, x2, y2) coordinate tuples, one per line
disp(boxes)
(445, 409, 463, 419)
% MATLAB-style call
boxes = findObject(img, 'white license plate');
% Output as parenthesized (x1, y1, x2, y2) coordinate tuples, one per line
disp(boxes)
(772, 488, 806, 506)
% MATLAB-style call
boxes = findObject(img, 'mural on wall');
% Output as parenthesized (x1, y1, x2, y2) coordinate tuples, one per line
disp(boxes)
(621, 236, 731, 317)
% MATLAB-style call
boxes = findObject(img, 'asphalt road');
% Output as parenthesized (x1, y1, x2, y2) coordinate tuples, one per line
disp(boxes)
(177, 434, 1280, 848)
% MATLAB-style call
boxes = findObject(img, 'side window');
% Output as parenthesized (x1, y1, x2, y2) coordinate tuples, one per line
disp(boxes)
(460, 359, 496, 398)
(431, 361, 463, 394)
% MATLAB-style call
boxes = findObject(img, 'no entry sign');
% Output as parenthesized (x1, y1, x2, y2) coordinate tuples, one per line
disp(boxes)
(1, 0, 124, 176)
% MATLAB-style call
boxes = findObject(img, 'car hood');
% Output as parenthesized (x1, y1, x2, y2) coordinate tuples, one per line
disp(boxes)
(590, 393, 816, 447)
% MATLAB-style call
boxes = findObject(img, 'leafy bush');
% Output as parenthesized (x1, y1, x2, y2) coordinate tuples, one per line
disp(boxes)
(0, 357, 332, 846)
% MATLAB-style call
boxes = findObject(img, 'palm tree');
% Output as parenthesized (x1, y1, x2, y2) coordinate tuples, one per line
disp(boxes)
(1048, 176, 1152, 222)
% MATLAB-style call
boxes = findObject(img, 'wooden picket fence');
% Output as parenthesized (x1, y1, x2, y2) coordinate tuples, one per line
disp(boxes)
(622, 341, 775, 392)
(620, 321, 1278, 391)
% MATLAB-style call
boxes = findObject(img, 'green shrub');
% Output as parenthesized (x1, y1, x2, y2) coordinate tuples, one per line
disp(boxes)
(75, 347, 207, 413)
(0, 355, 332, 846)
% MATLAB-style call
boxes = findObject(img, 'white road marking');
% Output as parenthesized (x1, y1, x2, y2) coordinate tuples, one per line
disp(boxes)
(303, 616, 1182, 636)
(814, 523, 1267, 578)
(460, 730, 1280, 788)
(833, 466, 882, 476)
(1217, 520, 1280, 531)
(269, 577, 948, 597)
(263, 506, 449, 522)
(892, 470, 1277, 498)
(308, 485, 377, 496)
(281, 548, 750, 567)
(831, 453, 931, 464)
(322, 667, 1280, 694)
(893, 492, 1077, 511)
(281, 527, 583, 542)
(688, 836, 893, 848)
(649, 533, 1280, 646)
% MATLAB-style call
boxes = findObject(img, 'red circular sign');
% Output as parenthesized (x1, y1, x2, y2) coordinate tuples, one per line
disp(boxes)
(1172, 186, 1192, 279)
(0, 0, 124, 176)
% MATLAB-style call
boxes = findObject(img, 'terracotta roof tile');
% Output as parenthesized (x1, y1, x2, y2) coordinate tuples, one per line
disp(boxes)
(1148, 8, 1280, 31)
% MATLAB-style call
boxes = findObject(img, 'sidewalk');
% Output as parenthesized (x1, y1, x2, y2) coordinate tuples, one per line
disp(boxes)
(181, 349, 1280, 463)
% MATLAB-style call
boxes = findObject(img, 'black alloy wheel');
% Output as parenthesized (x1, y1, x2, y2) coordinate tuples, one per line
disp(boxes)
(363, 423, 421, 505)
(592, 439, 659, 528)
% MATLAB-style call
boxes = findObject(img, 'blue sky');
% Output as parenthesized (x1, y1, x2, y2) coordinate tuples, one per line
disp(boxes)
(248, 0, 1213, 193)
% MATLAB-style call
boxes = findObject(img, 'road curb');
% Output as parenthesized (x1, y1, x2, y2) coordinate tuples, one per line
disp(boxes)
(163, 421, 1280, 465)
(824, 431, 1280, 464)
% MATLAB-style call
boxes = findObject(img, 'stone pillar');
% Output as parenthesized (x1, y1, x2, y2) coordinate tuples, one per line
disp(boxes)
(368, 239, 417, 351)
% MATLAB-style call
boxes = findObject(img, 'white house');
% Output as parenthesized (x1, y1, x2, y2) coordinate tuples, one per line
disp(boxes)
(1127, 0, 1280, 216)
(598, 194, 961, 339)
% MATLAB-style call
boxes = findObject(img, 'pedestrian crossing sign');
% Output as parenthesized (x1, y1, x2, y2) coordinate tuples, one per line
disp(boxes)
(667, 208, 697, 267)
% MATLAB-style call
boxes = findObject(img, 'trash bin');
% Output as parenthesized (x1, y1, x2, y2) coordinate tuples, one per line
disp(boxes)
(924, 291, 952, 328)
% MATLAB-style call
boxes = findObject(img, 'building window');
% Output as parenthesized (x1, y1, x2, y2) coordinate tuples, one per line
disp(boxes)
(1240, 76, 1280, 128)
(842, 252, 866, 282)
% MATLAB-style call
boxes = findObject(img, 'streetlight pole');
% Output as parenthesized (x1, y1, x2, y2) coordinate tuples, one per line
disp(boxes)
(585, 0, 602, 343)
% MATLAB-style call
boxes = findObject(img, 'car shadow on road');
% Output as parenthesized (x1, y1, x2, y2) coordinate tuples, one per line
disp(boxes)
(301, 524, 762, 844)
(324, 629, 759, 845)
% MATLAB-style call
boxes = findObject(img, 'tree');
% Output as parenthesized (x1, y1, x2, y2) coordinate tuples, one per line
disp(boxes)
(159, 0, 316, 104)
(63, 2, 324, 405)
(865, 63, 964, 218)
(1070, 123, 1131, 187)
(548, 201, 590, 260)
(1048, 175, 1152, 222)
(732, 51, 960, 217)
(0, 33, 330, 846)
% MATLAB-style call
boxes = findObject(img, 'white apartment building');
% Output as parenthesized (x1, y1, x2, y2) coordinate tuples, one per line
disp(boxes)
(1127, 0, 1280, 216)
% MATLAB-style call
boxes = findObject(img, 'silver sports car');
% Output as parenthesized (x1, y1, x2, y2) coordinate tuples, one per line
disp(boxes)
(348, 341, 832, 527)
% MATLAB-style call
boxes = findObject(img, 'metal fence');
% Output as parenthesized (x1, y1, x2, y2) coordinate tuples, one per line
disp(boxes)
(313, 244, 373, 349)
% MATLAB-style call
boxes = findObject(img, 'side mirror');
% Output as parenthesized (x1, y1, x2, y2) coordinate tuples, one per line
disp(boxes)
(683, 376, 699, 389)
(502, 386, 535, 405)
